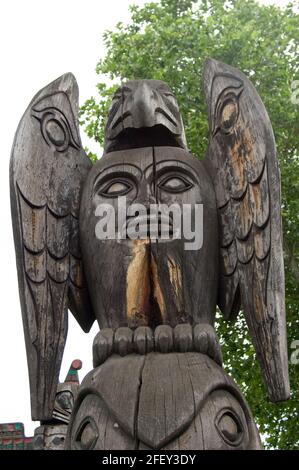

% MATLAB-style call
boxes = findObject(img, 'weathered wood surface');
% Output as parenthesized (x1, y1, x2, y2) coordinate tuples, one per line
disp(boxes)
(10, 74, 95, 421)
(80, 145, 218, 330)
(33, 424, 68, 450)
(93, 324, 222, 366)
(104, 79, 187, 153)
(33, 359, 83, 450)
(65, 353, 262, 450)
(10, 64, 289, 450)
(203, 59, 289, 402)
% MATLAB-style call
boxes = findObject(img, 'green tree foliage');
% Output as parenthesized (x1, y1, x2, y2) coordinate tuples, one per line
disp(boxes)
(80, 0, 299, 449)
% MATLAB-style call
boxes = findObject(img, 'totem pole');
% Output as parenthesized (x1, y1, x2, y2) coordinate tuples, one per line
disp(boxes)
(10, 59, 289, 450)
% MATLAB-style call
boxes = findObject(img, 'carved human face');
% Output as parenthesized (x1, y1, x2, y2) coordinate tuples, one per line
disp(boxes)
(80, 146, 218, 330)
(104, 80, 187, 152)
(91, 147, 201, 241)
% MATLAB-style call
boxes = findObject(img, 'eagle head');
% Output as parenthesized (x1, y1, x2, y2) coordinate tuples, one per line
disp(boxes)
(104, 79, 187, 153)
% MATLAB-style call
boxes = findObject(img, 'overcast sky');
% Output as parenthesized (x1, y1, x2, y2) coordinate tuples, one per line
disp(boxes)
(0, 0, 291, 436)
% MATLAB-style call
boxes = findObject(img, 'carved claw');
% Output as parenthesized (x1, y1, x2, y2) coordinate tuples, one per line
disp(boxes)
(92, 328, 114, 367)
(194, 324, 223, 366)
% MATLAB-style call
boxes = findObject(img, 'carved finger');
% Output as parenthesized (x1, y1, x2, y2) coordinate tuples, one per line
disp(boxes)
(173, 324, 193, 352)
(134, 326, 154, 355)
(92, 328, 114, 367)
(154, 325, 173, 353)
(114, 327, 133, 356)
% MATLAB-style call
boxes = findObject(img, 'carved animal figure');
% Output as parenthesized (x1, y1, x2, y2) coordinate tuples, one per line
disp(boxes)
(10, 59, 289, 449)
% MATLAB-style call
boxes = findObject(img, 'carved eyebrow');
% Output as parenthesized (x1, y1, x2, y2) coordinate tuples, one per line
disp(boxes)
(92, 164, 142, 188)
(157, 85, 175, 96)
(156, 166, 197, 183)
(144, 161, 198, 183)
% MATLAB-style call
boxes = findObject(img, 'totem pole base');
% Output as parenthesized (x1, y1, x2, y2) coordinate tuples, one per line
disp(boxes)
(65, 352, 262, 450)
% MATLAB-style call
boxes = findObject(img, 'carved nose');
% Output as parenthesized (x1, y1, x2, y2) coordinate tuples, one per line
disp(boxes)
(134, 186, 156, 206)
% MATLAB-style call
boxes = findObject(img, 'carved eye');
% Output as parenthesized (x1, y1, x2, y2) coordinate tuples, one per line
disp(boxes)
(45, 119, 65, 145)
(216, 409, 244, 446)
(163, 92, 176, 102)
(158, 175, 193, 193)
(213, 87, 243, 136)
(75, 418, 98, 450)
(159, 88, 177, 106)
(99, 179, 133, 197)
(219, 98, 239, 133)
(32, 108, 79, 152)
(112, 86, 132, 101)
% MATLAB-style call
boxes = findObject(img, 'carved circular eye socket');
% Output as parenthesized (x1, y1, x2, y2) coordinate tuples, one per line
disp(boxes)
(42, 114, 69, 152)
(75, 419, 98, 450)
(216, 410, 244, 446)
(100, 180, 133, 197)
(46, 119, 66, 146)
(158, 175, 193, 193)
(220, 99, 238, 133)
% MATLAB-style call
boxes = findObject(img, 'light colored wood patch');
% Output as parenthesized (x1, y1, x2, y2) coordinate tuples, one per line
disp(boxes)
(167, 256, 183, 311)
(126, 240, 151, 325)
(150, 254, 166, 321)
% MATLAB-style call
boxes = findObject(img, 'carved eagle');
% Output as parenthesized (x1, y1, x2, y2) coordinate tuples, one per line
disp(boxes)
(10, 60, 289, 421)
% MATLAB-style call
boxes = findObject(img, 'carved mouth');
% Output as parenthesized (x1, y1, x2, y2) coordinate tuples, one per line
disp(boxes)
(105, 125, 182, 152)
(124, 213, 174, 239)
(155, 107, 178, 127)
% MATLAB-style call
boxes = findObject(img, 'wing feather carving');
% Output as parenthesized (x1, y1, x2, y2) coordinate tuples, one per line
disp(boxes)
(203, 59, 289, 402)
(10, 73, 95, 420)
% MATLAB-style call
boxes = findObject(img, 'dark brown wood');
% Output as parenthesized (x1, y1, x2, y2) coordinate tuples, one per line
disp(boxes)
(10, 73, 95, 421)
(33, 359, 82, 450)
(92, 324, 222, 368)
(65, 353, 262, 450)
(203, 58, 289, 402)
(104, 79, 187, 153)
(10, 68, 289, 449)
(80, 145, 219, 331)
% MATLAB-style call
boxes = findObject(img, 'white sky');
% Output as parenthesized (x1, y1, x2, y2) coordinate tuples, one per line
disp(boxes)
(0, 0, 291, 437)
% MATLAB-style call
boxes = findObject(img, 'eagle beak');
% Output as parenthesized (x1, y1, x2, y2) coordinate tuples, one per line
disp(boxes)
(124, 81, 157, 128)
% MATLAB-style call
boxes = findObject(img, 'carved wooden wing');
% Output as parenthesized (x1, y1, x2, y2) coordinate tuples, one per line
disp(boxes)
(10, 74, 95, 420)
(203, 59, 289, 402)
